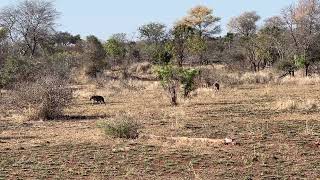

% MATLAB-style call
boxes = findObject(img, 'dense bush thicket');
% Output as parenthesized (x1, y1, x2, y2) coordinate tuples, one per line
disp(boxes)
(14, 75, 72, 120)
(5, 53, 75, 120)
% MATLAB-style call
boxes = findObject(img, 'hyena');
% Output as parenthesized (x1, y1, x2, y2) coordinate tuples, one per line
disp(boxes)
(214, 82, 220, 91)
(90, 96, 106, 104)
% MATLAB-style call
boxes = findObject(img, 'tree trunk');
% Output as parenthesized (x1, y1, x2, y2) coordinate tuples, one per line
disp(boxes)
(290, 70, 295, 77)
(169, 84, 178, 106)
(252, 63, 257, 72)
(177, 55, 183, 67)
(305, 64, 309, 77)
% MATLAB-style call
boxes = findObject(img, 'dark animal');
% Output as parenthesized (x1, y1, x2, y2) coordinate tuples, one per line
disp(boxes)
(214, 83, 220, 91)
(90, 96, 106, 104)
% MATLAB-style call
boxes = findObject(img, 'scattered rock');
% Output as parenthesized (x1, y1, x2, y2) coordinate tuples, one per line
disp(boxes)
(224, 138, 238, 145)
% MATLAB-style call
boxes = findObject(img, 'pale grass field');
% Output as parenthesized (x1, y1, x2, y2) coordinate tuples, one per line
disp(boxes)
(0, 78, 320, 179)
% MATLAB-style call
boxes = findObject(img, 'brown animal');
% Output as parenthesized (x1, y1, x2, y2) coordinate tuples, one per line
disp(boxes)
(214, 83, 220, 91)
(90, 96, 106, 104)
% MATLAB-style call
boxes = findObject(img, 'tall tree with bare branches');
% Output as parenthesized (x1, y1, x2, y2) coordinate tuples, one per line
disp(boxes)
(0, 0, 59, 56)
(282, 0, 320, 76)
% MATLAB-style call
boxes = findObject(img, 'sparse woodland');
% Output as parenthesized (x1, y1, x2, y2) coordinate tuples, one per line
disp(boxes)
(0, 0, 320, 179)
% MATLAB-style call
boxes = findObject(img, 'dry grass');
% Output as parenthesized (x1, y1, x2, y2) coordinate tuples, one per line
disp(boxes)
(240, 71, 274, 84)
(1, 79, 320, 179)
(274, 98, 318, 111)
(279, 76, 320, 85)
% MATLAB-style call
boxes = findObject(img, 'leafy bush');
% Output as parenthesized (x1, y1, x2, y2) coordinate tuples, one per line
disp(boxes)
(180, 68, 200, 97)
(98, 118, 140, 139)
(154, 64, 200, 105)
(6, 53, 74, 120)
(154, 64, 180, 105)
(0, 56, 35, 88)
(85, 35, 107, 78)
(276, 59, 296, 76)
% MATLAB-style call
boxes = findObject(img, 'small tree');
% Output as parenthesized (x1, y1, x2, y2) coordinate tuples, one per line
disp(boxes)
(154, 64, 199, 105)
(85, 35, 106, 78)
(171, 23, 194, 66)
(104, 33, 127, 65)
(154, 64, 180, 105)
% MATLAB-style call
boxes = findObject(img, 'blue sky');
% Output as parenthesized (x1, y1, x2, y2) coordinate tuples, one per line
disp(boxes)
(0, 0, 297, 40)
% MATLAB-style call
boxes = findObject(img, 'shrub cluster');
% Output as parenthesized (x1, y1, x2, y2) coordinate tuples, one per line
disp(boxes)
(1, 53, 75, 120)
(14, 75, 72, 120)
(154, 64, 199, 105)
(98, 118, 140, 139)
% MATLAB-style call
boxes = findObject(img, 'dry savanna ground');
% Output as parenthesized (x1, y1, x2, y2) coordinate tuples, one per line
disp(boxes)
(0, 78, 320, 179)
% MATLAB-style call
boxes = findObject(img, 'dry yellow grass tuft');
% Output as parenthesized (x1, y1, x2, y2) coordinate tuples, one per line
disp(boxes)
(274, 98, 318, 111)
(241, 71, 274, 84)
(279, 76, 320, 85)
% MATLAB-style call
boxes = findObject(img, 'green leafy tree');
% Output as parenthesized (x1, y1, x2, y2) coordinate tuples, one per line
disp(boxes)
(152, 42, 173, 65)
(104, 35, 127, 65)
(154, 64, 199, 105)
(277, 59, 297, 77)
(138, 22, 166, 44)
(138, 22, 167, 63)
(154, 64, 180, 105)
(53, 32, 81, 46)
(171, 24, 194, 66)
(187, 35, 207, 60)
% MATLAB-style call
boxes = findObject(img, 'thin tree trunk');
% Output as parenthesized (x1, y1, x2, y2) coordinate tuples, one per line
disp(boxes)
(169, 84, 178, 106)
(305, 64, 309, 77)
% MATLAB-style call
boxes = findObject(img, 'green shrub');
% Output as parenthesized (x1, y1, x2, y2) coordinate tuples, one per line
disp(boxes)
(276, 59, 296, 76)
(179, 68, 200, 97)
(154, 64, 180, 105)
(0, 56, 35, 88)
(98, 118, 140, 139)
(154, 64, 200, 105)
